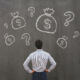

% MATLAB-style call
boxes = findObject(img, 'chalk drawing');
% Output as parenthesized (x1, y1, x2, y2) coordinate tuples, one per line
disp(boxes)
(43, 18, 52, 30)
(73, 31, 80, 39)
(11, 11, 26, 30)
(21, 33, 30, 46)
(36, 8, 57, 34)
(56, 35, 68, 49)
(4, 23, 8, 29)
(4, 33, 15, 46)
(28, 7, 35, 17)
(64, 11, 75, 27)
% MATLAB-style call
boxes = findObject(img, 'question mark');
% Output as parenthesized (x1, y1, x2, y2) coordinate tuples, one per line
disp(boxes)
(73, 31, 80, 39)
(64, 11, 75, 27)
(28, 7, 35, 17)
(21, 33, 30, 46)
(4, 23, 8, 29)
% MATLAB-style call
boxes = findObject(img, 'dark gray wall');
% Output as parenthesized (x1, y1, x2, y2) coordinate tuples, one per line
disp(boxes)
(0, 0, 80, 80)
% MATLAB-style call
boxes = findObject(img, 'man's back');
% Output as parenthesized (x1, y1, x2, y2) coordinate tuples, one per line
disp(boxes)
(30, 49, 50, 72)
(23, 49, 56, 73)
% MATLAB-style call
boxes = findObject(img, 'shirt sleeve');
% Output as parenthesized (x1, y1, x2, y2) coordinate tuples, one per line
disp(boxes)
(48, 54, 56, 72)
(23, 54, 32, 73)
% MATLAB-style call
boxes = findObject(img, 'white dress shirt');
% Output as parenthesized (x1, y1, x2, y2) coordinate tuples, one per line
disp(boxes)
(23, 49, 56, 73)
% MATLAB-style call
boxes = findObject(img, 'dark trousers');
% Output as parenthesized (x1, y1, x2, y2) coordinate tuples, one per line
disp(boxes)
(32, 71, 48, 80)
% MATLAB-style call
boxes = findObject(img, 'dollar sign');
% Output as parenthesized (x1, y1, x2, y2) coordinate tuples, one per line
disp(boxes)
(16, 18, 21, 26)
(44, 18, 51, 30)
(60, 39, 64, 46)
(7, 37, 12, 42)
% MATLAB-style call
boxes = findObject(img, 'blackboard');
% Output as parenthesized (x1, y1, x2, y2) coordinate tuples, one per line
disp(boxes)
(0, 0, 80, 80)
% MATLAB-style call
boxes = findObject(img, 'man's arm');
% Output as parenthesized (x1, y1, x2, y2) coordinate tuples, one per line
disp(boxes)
(23, 55, 32, 73)
(47, 54, 56, 72)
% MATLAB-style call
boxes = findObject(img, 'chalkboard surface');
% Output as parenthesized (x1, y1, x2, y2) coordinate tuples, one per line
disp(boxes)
(0, 0, 80, 80)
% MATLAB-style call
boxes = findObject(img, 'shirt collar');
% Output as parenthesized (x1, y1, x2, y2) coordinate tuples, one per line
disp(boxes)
(37, 49, 43, 51)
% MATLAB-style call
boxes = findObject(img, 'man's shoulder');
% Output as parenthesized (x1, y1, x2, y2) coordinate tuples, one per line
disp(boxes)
(29, 51, 37, 56)
(42, 50, 50, 55)
(29, 50, 50, 56)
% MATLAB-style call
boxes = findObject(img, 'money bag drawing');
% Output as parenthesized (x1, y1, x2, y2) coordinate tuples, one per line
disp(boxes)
(11, 11, 26, 30)
(4, 33, 16, 46)
(56, 35, 68, 49)
(36, 8, 57, 34)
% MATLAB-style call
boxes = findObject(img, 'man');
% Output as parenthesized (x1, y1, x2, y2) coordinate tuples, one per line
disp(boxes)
(23, 40, 56, 80)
